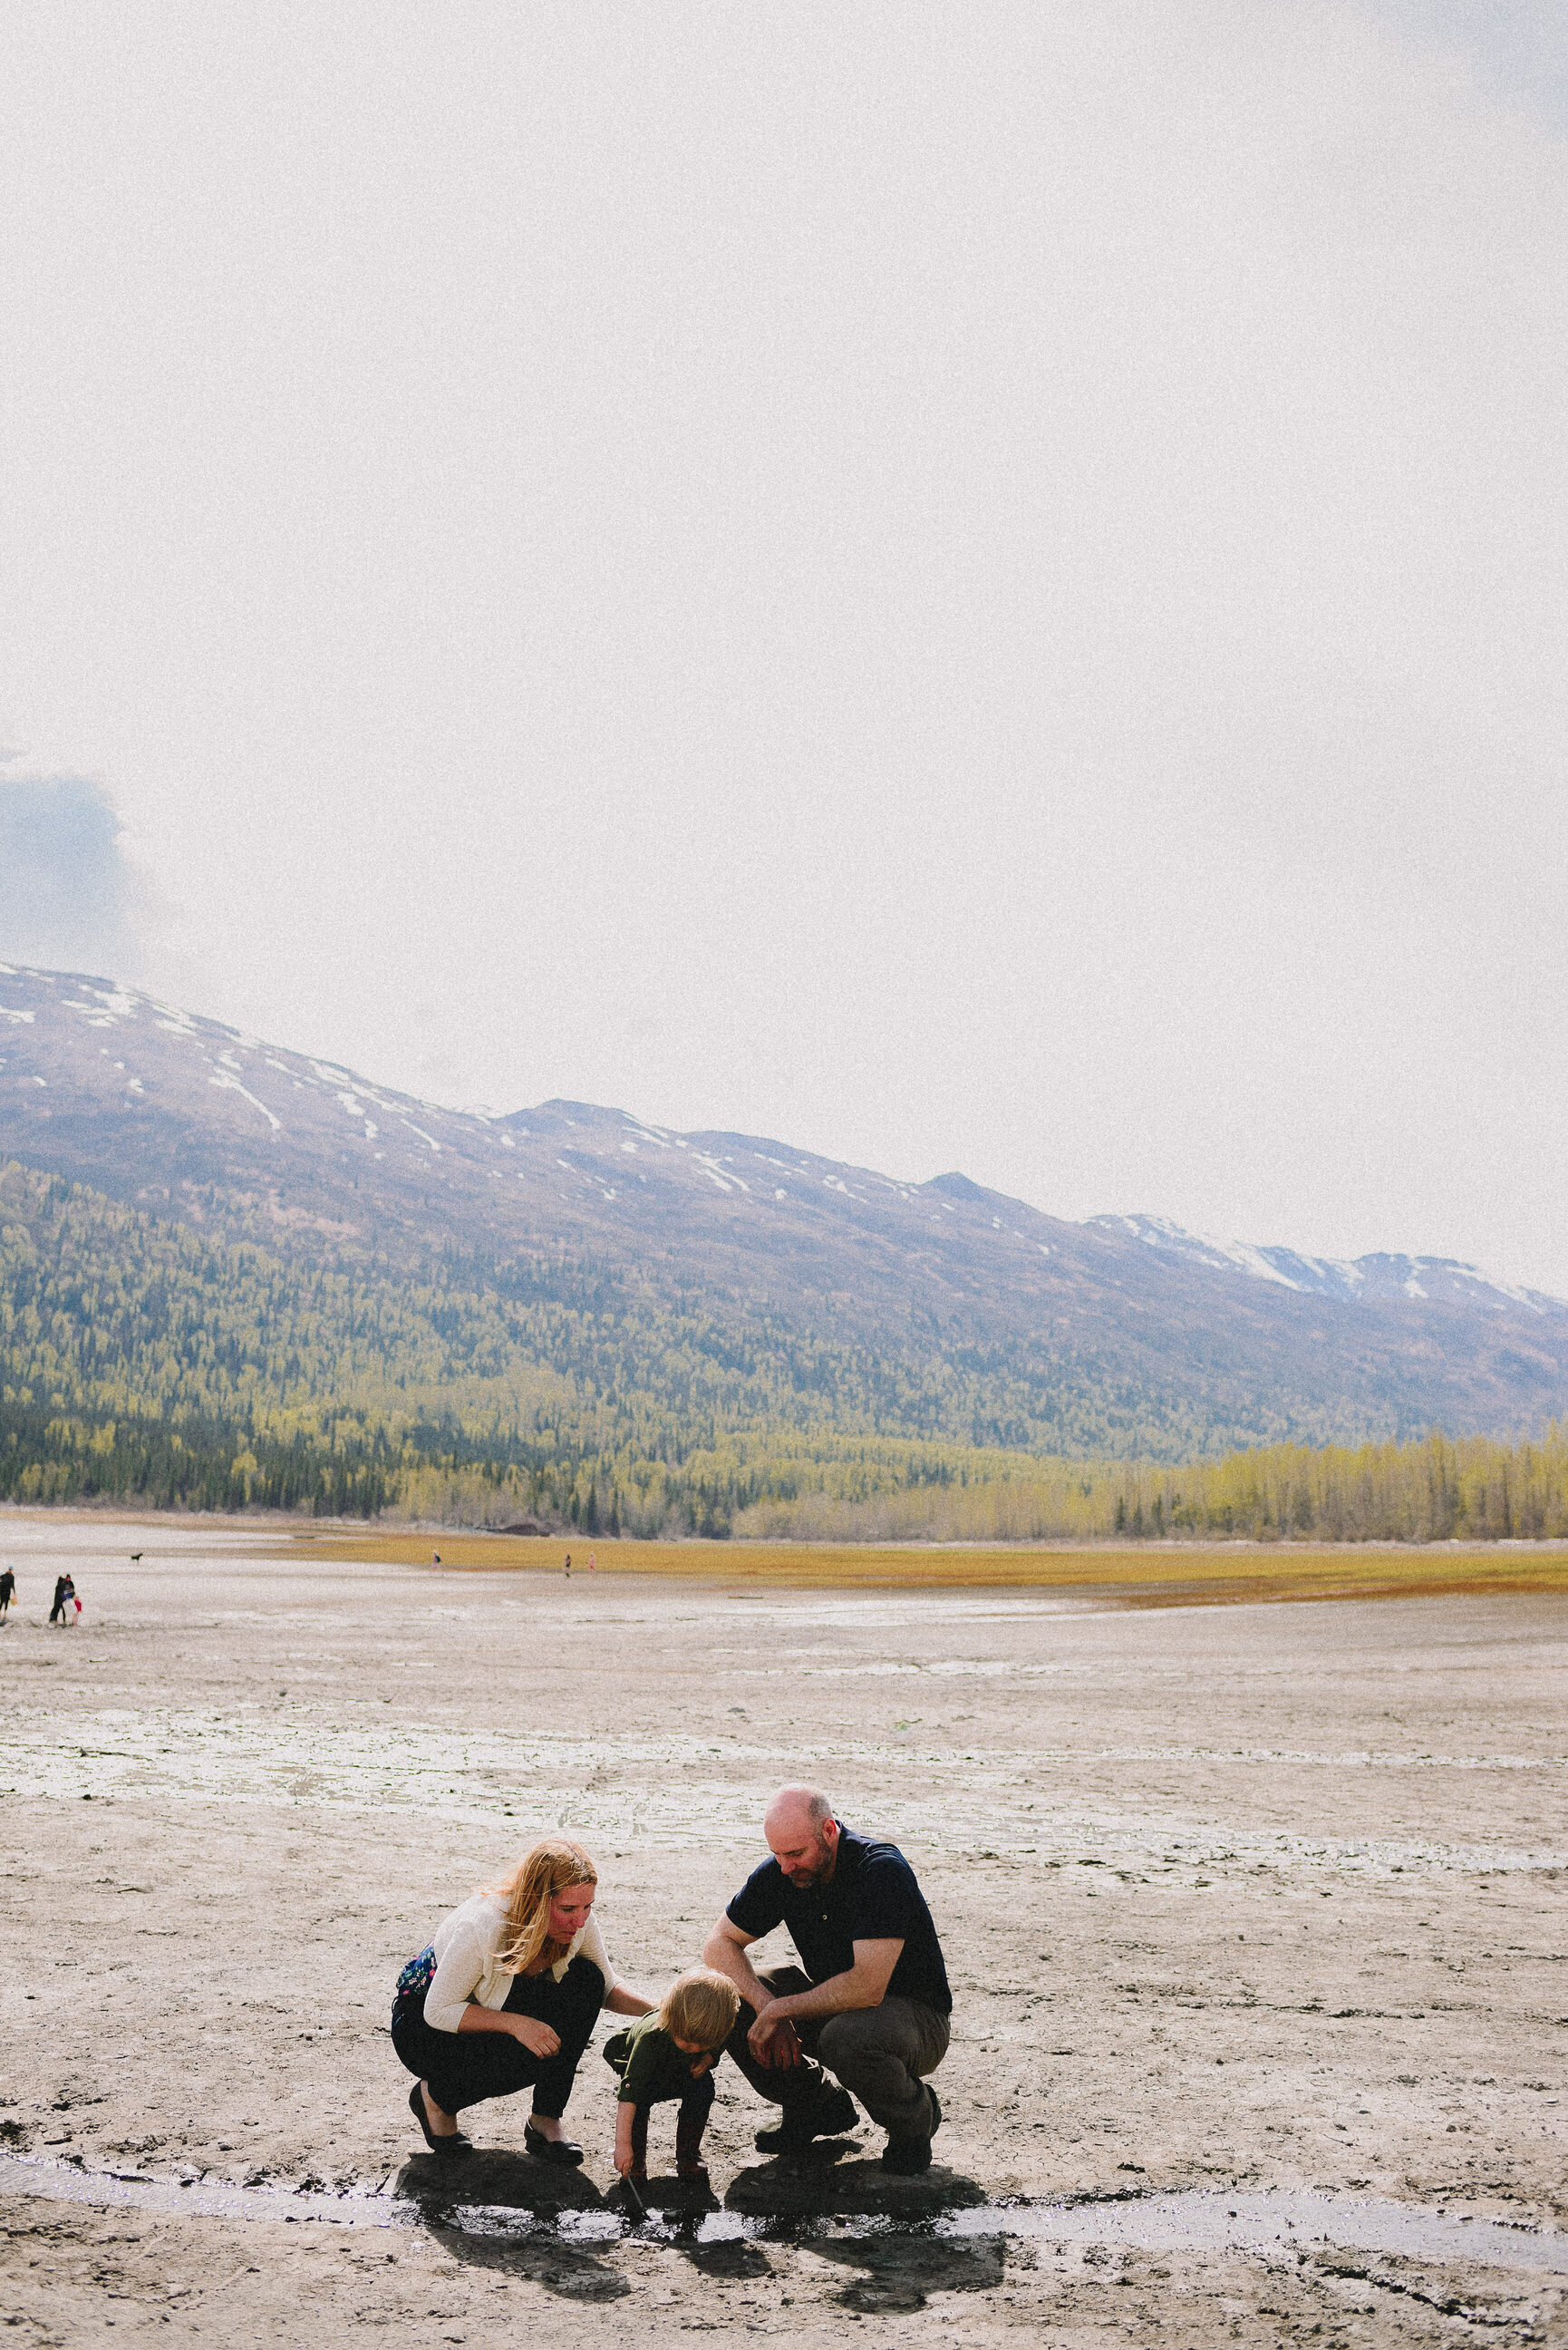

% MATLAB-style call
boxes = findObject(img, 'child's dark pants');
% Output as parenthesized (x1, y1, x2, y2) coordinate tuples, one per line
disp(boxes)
(626, 2065, 715, 2173)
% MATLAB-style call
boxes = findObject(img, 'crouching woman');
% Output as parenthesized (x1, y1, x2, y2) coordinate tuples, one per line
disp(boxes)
(392, 1835, 654, 2163)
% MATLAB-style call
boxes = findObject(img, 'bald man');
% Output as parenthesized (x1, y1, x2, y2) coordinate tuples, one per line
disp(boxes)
(702, 1785, 951, 2174)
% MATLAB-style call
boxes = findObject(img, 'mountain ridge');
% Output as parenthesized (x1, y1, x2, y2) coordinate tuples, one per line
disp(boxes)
(3, 960, 1566, 1453)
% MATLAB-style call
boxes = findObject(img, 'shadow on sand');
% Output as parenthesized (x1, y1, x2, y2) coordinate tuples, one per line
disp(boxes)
(393, 2139, 1003, 2310)
(610, 2171, 721, 2219)
(808, 2231, 1007, 2314)
(724, 2142, 1003, 2311)
(393, 2150, 630, 2302)
(723, 2138, 985, 2220)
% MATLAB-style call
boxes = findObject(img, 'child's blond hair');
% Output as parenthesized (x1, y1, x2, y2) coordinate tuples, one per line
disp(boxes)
(659, 1966, 741, 2048)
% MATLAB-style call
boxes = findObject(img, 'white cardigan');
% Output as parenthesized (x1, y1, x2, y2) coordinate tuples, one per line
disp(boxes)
(423, 1893, 619, 2034)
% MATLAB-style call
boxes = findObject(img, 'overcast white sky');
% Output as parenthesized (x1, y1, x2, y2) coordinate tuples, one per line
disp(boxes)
(3, 3, 1565, 1288)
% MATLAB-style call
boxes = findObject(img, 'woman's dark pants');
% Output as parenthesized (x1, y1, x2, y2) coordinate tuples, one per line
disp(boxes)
(392, 1957, 604, 2121)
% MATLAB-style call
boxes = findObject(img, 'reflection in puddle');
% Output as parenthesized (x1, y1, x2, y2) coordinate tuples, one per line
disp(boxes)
(5, 2153, 1565, 2280)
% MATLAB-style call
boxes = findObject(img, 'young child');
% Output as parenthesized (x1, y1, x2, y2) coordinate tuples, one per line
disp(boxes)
(604, 1965, 740, 2186)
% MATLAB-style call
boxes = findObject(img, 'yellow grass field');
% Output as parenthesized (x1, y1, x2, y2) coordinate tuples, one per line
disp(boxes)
(263, 1529, 1568, 1605)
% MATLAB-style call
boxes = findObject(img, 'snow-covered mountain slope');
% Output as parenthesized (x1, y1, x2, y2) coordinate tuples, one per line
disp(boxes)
(1089, 1214, 1552, 1316)
(3, 963, 1565, 1448)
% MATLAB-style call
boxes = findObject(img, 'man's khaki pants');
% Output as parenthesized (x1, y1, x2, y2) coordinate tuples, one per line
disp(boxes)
(723, 1964, 949, 2140)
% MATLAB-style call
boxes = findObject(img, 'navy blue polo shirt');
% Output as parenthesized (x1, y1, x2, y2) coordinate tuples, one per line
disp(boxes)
(727, 1824, 952, 2015)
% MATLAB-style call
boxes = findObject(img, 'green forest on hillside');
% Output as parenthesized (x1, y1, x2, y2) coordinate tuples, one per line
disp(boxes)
(4, 1160, 1566, 1541)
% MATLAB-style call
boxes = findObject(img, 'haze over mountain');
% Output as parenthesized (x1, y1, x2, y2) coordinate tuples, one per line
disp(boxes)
(4, 962, 1565, 1461)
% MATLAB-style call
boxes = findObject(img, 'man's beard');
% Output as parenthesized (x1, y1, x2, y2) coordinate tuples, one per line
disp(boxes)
(784, 1842, 832, 1887)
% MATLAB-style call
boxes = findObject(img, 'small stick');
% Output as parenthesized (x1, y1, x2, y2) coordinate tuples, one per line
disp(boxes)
(620, 2171, 647, 2220)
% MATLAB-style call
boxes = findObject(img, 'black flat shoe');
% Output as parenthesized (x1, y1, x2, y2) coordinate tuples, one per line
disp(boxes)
(409, 2082, 470, 2158)
(525, 2122, 585, 2167)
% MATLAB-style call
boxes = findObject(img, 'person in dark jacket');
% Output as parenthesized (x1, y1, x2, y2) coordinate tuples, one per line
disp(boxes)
(702, 1783, 952, 2174)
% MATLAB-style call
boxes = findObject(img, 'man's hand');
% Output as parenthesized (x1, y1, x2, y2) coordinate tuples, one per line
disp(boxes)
(746, 2001, 802, 2068)
(702, 1914, 780, 2044)
(744, 1941, 905, 2048)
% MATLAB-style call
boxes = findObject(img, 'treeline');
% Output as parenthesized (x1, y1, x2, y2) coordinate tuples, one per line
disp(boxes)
(0, 1399, 393, 1517)
(0, 1400, 733, 1534)
(5, 1162, 1568, 1540)
(721, 1428, 1568, 1544)
(8, 1394, 1568, 1549)
(0, 1160, 1360, 1468)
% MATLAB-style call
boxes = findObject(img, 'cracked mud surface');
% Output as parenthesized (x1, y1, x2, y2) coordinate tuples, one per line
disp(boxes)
(1, 1515, 1564, 2343)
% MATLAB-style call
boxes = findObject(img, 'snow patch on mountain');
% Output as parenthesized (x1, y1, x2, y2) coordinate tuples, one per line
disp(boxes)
(207, 1068, 282, 1132)
(1093, 1214, 1548, 1316)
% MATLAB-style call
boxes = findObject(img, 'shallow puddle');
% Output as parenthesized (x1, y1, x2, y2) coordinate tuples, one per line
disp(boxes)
(0, 2151, 402, 2229)
(5, 2151, 1564, 2277)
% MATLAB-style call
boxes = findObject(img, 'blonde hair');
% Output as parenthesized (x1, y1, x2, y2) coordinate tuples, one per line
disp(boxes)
(485, 1836, 598, 1974)
(660, 1966, 741, 2049)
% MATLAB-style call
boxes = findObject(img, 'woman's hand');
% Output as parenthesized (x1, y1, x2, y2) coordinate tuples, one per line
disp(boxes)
(510, 2015, 562, 2059)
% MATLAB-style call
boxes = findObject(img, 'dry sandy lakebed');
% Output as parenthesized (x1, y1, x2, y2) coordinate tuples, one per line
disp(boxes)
(1, 1514, 1565, 2346)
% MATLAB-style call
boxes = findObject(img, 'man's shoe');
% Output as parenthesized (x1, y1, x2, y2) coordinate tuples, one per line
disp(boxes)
(880, 2087, 941, 2175)
(754, 2085, 858, 2152)
(524, 2123, 586, 2167)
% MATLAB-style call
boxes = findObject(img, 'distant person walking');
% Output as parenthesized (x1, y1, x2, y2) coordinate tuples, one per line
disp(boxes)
(392, 1836, 655, 2161)
(49, 1575, 73, 1626)
(563, 1553, 571, 1578)
(0, 1566, 15, 1624)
